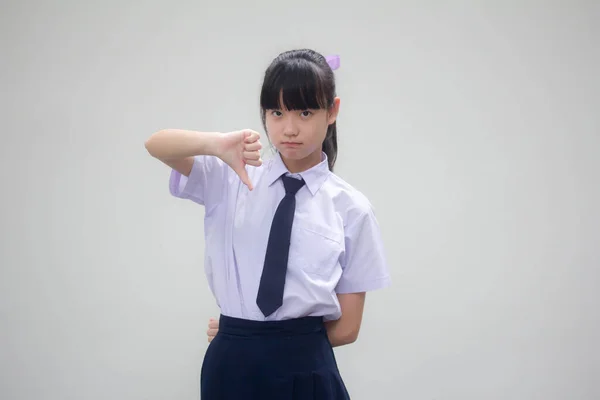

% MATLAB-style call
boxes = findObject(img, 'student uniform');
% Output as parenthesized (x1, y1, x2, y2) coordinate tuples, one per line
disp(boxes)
(169, 151, 391, 399)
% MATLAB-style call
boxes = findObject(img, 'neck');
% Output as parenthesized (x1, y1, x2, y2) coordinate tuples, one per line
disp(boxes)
(281, 150, 322, 173)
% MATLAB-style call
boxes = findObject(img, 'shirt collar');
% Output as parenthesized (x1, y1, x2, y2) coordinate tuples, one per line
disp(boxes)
(265, 151, 331, 196)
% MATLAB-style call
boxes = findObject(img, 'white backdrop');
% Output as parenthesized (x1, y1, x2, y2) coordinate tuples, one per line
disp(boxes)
(1, 1, 599, 399)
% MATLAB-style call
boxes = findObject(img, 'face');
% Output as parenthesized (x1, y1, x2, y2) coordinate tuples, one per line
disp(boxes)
(265, 96, 340, 173)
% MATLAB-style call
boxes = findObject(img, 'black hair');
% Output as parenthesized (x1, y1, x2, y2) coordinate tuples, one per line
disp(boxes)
(259, 49, 338, 171)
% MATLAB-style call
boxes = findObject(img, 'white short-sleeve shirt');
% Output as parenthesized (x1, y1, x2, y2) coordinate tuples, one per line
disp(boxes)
(169, 152, 391, 321)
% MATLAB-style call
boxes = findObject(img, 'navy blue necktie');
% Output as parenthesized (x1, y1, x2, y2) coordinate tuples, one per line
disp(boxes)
(256, 175, 306, 317)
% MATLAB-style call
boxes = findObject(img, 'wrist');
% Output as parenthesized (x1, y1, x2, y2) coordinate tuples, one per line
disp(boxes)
(204, 131, 225, 158)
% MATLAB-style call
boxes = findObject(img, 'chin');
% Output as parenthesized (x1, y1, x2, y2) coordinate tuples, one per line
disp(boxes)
(278, 147, 306, 159)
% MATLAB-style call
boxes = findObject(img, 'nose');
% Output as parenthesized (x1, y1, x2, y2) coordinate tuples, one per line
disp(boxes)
(282, 116, 299, 137)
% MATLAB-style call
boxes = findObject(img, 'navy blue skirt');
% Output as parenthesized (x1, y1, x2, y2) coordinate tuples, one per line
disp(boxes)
(200, 314, 350, 399)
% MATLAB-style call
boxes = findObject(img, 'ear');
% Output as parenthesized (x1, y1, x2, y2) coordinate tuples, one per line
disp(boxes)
(327, 97, 341, 125)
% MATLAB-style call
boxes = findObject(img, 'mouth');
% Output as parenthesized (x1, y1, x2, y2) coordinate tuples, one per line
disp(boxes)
(282, 142, 302, 146)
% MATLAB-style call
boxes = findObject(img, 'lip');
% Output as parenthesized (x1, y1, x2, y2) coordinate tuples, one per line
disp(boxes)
(281, 142, 302, 147)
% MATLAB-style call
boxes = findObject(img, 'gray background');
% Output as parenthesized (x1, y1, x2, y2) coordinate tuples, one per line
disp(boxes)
(1, 1, 599, 399)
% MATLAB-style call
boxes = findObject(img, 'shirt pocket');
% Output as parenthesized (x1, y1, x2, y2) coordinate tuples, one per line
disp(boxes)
(289, 219, 343, 276)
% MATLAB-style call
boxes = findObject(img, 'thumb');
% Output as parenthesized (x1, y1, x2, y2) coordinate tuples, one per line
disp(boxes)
(233, 162, 253, 191)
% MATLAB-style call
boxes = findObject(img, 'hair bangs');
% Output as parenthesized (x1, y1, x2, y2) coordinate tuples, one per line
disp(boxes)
(260, 59, 329, 111)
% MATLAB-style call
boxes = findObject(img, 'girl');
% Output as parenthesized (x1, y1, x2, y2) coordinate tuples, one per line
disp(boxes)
(145, 48, 390, 399)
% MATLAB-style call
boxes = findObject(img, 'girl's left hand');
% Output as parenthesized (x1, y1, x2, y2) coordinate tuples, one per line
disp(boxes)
(207, 317, 219, 342)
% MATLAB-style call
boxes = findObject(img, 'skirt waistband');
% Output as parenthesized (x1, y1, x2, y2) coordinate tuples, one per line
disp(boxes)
(218, 314, 325, 337)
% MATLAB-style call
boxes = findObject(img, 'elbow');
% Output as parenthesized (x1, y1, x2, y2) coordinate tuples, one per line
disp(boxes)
(144, 138, 153, 156)
(331, 327, 360, 347)
(342, 329, 360, 345)
(144, 130, 164, 158)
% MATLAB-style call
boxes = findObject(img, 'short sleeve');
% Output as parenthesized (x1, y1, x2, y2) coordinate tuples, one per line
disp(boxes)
(169, 155, 229, 211)
(335, 204, 391, 294)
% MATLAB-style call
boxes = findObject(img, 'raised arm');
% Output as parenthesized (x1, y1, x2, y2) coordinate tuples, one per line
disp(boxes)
(145, 128, 263, 189)
(145, 129, 222, 177)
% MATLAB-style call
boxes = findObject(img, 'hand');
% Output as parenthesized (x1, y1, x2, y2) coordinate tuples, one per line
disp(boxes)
(216, 129, 263, 190)
(207, 317, 219, 343)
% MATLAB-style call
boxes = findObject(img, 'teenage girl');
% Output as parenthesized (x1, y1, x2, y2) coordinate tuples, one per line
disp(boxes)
(145, 48, 390, 399)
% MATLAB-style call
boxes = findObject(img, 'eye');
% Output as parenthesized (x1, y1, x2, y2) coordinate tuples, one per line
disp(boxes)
(300, 110, 312, 117)
(271, 110, 282, 117)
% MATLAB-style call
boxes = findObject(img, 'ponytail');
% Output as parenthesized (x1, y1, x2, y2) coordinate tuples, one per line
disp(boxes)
(322, 121, 338, 171)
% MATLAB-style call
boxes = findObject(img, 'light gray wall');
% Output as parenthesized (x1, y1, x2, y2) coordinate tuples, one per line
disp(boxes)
(1, 1, 598, 399)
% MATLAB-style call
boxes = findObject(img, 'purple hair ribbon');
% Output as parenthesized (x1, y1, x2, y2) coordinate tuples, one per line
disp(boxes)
(326, 55, 340, 70)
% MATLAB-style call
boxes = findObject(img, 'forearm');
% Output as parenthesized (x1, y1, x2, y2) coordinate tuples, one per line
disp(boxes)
(325, 320, 358, 347)
(324, 293, 366, 347)
(145, 129, 221, 161)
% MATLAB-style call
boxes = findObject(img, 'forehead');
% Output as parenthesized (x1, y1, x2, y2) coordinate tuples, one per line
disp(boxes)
(270, 90, 326, 111)
(261, 63, 329, 111)
(269, 94, 328, 113)
(273, 92, 310, 110)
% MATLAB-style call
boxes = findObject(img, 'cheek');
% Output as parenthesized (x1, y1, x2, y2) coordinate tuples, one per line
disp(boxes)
(264, 120, 277, 137)
(313, 120, 329, 140)
(316, 115, 329, 130)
